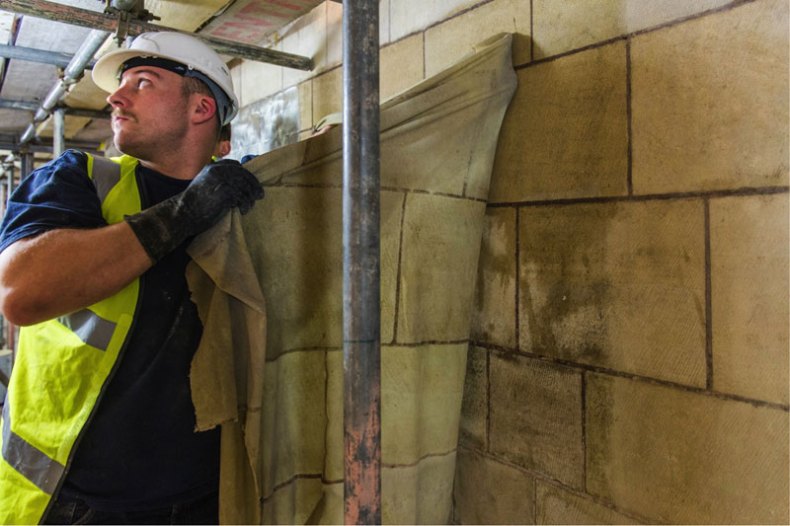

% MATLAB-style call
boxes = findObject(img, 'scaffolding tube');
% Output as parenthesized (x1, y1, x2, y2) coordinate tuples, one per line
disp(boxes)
(0, 0, 313, 70)
(342, 0, 381, 524)
(19, 29, 110, 145)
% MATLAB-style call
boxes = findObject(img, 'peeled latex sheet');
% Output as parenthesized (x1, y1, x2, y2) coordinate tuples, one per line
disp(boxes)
(186, 33, 517, 524)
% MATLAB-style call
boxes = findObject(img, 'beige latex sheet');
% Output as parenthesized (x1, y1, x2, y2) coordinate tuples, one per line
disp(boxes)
(186, 33, 517, 524)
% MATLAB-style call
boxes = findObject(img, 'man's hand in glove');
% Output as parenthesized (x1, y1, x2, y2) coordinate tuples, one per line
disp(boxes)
(125, 159, 264, 262)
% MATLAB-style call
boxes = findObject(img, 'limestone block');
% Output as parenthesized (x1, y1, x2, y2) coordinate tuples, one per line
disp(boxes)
(453, 448, 535, 524)
(489, 352, 584, 487)
(711, 194, 790, 404)
(237, 59, 283, 107)
(489, 43, 628, 203)
(631, 0, 789, 194)
(380, 0, 391, 45)
(381, 35, 424, 102)
(390, 0, 482, 41)
(326, 0, 343, 69)
(519, 200, 706, 386)
(587, 374, 790, 524)
(536, 481, 642, 525)
(381, 344, 467, 464)
(397, 195, 487, 342)
(532, 0, 733, 58)
(281, 2, 328, 88)
(459, 346, 487, 448)
(472, 207, 517, 347)
(297, 81, 312, 133)
(230, 64, 241, 106)
(311, 66, 342, 124)
(425, 0, 531, 76)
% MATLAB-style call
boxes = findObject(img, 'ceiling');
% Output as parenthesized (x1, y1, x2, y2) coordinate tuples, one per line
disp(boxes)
(0, 0, 321, 167)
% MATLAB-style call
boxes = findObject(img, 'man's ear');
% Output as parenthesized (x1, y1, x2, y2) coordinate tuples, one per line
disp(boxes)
(192, 94, 217, 125)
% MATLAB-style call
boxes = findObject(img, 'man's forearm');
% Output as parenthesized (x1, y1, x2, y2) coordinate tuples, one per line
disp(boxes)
(0, 222, 152, 326)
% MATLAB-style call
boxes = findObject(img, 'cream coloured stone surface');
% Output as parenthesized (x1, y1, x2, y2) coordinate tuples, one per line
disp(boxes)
(326, 0, 343, 69)
(489, 352, 584, 487)
(489, 43, 628, 203)
(230, 64, 241, 105)
(586, 374, 790, 524)
(536, 481, 642, 525)
(519, 199, 707, 386)
(381, 35, 424, 102)
(471, 208, 517, 348)
(297, 80, 312, 132)
(380, 0, 391, 44)
(381, 344, 467, 464)
(453, 448, 535, 524)
(245, 187, 402, 354)
(397, 194, 487, 343)
(425, 0, 531, 76)
(711, 194, 790, 404)
(281, 2, 328, 88)
(390, 0, 484, 41)
(532, 0, 733, 58)
(237, 59, 283, 107)
(311, 66, 342, 124)
(631, 0, 789, 194)
(459, 346, 487, 448)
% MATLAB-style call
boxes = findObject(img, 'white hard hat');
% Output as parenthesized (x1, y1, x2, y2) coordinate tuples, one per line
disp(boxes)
(92, 31, 238, 125)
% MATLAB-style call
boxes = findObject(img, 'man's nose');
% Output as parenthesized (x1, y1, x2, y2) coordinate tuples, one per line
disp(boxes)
(107, 84, 129, 108)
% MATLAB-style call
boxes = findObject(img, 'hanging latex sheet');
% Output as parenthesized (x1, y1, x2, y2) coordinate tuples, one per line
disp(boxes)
(186, 33, 517, 525)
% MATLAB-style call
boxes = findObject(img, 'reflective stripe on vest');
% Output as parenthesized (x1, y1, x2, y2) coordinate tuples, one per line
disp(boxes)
(59, 309, 117, 352)
(1, 395, 64, 495)
(0, 151, 142, 525)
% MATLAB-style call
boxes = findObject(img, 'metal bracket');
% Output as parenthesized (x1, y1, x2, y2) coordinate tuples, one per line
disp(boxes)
(102, 0, 159, 45)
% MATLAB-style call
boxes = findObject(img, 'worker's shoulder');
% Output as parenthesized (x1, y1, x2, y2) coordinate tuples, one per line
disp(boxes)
(35, 149, 90, 175)
(21, 150, 91, 190)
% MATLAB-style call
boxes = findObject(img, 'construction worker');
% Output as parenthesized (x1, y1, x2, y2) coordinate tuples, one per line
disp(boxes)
(0, 32, 263, 524)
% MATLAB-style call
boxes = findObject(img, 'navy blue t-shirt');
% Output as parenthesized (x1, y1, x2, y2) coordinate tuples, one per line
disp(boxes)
(0, 150, 220, 511)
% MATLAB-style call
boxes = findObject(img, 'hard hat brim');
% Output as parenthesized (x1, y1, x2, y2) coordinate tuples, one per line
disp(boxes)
(92, 48, 167, 94)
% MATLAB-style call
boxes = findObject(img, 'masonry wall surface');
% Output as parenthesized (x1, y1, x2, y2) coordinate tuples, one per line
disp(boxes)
(230, 0, 789, 523)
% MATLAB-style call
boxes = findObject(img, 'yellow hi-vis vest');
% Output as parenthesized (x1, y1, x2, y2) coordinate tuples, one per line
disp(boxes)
(0, 153, 142, 525)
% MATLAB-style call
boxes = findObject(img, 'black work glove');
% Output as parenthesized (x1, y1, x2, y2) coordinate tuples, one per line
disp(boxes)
(125, 159, 264, 262)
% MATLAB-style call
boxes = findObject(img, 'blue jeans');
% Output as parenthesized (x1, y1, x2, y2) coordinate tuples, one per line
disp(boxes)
(42, 490, 219, 525)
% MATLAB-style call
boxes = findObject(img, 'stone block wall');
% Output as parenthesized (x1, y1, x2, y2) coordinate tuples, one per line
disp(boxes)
(230, 0, 789, 523)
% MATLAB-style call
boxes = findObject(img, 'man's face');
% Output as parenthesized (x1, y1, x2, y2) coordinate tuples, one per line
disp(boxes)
(107, 65, 191, 159)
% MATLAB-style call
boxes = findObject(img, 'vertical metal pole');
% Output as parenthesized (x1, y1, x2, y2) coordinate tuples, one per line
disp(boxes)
(5, 163, 13, 201)
(342, 0, 381, 524)
(53, 108, 66, 157)
(20, 151, 34, 181)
